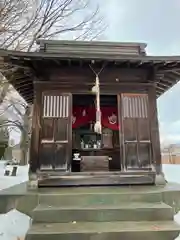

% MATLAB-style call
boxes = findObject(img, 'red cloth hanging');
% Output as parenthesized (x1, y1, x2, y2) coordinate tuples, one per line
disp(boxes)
(72, 106, 120, 130)
(72, 106, 94, 128)
(101, 107, 119, 130)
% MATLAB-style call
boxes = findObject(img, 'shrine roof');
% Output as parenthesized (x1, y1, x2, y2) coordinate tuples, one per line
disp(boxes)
(0, 40, 180, 103)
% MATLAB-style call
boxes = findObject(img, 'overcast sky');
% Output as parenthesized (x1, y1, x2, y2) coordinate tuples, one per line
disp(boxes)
(103, 0, 180, 55)
(101, 0, 180, 145)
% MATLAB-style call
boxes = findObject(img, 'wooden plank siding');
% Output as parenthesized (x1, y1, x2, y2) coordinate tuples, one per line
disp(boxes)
(39, 68, 148, 83)
(122, 94, 148, 118)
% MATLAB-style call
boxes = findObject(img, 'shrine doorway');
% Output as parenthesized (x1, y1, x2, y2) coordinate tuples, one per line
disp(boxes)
(71, 94, 120, 172)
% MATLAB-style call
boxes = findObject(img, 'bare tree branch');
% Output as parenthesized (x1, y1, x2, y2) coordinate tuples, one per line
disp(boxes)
(0, 0, 106, 165)
(0, 0, 106, 51)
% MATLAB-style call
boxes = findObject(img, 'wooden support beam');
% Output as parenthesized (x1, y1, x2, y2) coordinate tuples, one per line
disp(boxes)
(16, 84, 32, 91)
(14, 82, 32, 89)
(148, 84, 162, 174)
(29, 89, 41, 174)
(156, 85, 165, 92)
(166, 72, 179, 80)
(34, 81, 154, 87)
(18, 88, 33, 93)
(172, 70, 180, 76)
(161, 77, 174, 84)
(157, 81, 170, 87)
(159, 68, 180, 73)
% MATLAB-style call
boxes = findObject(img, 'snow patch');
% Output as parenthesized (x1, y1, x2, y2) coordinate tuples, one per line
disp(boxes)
(0, 161, 29, 191)
(0, 162, 30, 240)
(0, 210, 31, 240)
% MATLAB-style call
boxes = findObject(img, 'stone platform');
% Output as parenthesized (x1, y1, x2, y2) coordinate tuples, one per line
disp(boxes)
(1, 183, 180, 239)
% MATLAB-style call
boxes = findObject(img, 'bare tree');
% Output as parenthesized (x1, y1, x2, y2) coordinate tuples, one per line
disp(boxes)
(0, 0, 106, 165)
(0, 0, 29, 49)
(0, 0, 105, 101)
(0, 0, 28, 103)
(0, 96, 31, 165)
(0, 0, 106, 51)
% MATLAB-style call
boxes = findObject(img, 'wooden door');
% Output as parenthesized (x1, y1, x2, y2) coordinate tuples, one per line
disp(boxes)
(39, 92, 72, 171)
(120, 93, 152, 170)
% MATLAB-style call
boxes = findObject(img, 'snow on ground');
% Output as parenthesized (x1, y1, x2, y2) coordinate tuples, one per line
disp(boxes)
(1, 163, 180, 239)
(0, 162, 30, 240)
(0, 210, 31, 240)
(162, 165, 180, 240)
(0, 161, 28, 191)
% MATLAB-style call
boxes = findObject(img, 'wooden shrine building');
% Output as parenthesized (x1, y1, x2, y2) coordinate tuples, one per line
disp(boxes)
(1, 40, 180, 186)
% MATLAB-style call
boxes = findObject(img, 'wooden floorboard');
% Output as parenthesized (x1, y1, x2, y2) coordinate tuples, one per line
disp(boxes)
(38, 172, 155, 187)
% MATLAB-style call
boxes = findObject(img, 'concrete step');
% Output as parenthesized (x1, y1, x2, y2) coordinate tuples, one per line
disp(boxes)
(25, 221, 180, 240)
(39, 189, 162, 206)
(33, 202, 174, 223)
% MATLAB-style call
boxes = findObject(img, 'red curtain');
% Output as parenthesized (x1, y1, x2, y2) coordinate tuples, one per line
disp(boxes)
(72, 106, 93, 129)
(72, 106, 120, 130)
(101, 107, 119, 130)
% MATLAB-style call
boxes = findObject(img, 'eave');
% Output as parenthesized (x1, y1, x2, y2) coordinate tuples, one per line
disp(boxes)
(1, 49, 180, 103)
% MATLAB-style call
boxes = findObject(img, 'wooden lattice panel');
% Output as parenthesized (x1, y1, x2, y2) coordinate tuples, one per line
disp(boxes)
(122, 93, 148, 118)
(43, 94, 69, 118)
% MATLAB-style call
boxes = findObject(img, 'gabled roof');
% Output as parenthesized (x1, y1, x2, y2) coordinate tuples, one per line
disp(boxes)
(0, 40, 180, 103)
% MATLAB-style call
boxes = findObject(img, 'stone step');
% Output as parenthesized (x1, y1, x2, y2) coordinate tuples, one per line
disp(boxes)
(25, 221, 180, 240)
(33, 202, 173, 223)
(38, 186, 162, 194)
(39, 191, 161, 206)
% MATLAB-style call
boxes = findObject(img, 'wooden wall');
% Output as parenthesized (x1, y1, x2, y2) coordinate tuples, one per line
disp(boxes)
(35, 66, 151, 94)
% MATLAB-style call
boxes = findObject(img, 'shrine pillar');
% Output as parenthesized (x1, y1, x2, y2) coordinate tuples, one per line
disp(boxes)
(148, 86, 166, 185)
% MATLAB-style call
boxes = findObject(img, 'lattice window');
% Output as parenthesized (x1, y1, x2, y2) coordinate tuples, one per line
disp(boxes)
(43, 95, 69, 118)
(122, 94, 148, 118)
